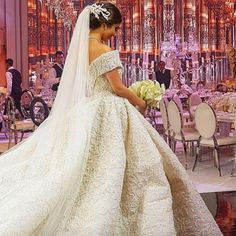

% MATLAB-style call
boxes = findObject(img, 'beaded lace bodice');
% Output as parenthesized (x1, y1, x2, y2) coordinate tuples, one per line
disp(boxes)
(89, 50, 123, 95)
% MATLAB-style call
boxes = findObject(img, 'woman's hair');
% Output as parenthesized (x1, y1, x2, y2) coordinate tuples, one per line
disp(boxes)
(89, 2, 122, 30)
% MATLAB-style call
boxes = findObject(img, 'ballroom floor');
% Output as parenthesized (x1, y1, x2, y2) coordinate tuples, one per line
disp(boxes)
(0, 132, 235, 192)
(0, 132, 235, 235)
(201, 191, 236, 236)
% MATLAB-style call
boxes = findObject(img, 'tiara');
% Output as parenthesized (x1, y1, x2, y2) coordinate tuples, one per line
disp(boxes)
(87, 3, 111, 21)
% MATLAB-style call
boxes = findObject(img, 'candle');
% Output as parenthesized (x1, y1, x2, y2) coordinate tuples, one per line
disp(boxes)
(50, 57, 53, 62)
(201, 57, 204, 64)
(137, 58, 140, 64)
(41, 59, 43, 64)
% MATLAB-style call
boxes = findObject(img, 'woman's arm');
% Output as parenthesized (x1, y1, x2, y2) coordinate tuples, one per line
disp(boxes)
(106, 69, 146, 114)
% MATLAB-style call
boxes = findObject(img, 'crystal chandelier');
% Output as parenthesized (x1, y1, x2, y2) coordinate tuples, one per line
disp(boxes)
(40, 0, 77, 29)
(205, 0, 236, 17)
(204, 0, 225, 11)
(116, 0, 134, 10)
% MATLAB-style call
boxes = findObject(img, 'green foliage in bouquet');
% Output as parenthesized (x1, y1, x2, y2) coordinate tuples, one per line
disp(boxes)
(129, 80, 165, 108)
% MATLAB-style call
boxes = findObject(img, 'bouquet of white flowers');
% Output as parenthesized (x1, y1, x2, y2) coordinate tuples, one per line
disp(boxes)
(129, 80, 165, 108)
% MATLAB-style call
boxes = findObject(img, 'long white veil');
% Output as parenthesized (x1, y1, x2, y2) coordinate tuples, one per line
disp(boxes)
(0, 6, 93, 235)
(51, 7, 91, 117)
(0, 7, 91, 156)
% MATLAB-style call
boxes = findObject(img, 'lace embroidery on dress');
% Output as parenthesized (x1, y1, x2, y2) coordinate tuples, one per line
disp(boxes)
(89, 50, 123, 96)
(0, 48, 223, 236)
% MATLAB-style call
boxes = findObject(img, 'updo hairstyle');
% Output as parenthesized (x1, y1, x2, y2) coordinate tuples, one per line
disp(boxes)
(89, 2, 122, 30)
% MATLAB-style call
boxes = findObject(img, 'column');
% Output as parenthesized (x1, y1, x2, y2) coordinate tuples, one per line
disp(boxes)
(28, 0, 37, 59)
(0, 0, 6, 86)
(218, 19, 226, 51)
(6, 0, 29, 89)
(132, 0, 141, 53)
(40, 3, 49, 56)
(56, 19, 64, 51)
(184, 0, 195, 43)
(174, 0, 184, 39)
(200, 0, 209, 51)
(208, 10, 217, 51)
(143, 0, 156, 54)
(163, 0, 175, 42)
(125, 7, 132, 53)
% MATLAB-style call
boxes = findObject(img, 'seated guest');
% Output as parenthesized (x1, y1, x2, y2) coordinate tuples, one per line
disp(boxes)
(216, 83, 228, 93)
(196, 81, 205, 91)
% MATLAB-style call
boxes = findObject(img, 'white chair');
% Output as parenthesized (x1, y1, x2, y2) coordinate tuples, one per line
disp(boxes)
(231, 113, 236, 176)
(20, 89, 34, 119)
(167, 100, 200, 169)
(6, 97, 35, 149)
(29, 97, 49, 126)
(188, 93, 202, 121)
(192, 103, 236, 176)
(172, 94, 190, 118)
(189, 93, 202, 107)
(159, 98, 171, 146)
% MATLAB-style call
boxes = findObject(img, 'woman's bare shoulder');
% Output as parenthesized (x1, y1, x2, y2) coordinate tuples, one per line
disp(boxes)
(89, 43, 112, 64)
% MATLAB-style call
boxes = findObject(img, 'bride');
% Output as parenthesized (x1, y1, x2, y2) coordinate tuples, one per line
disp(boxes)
(0, 2, 222, 236)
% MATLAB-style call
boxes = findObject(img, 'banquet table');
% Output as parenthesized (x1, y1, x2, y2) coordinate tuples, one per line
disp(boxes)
(215, 112, 235, 136)
(216, 112, 235, 123)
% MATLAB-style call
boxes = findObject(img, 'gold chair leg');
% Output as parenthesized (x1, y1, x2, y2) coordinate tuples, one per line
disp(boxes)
(213, 149, 218, 168)
(183, 141, 188, 170)
(14, 131, 18, 144)
(8, 131, 12, 149)
(20, 132, 24, 142)
(231, 147, 236, 176)
(192, 142, 200, 172)
(215, 148, 221, 177)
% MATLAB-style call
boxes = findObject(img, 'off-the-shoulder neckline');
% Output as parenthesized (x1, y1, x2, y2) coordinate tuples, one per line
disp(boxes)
(89, 50, 119, 67)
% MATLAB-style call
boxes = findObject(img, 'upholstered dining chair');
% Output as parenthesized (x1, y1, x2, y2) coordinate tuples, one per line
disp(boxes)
(167, 100, 200, 169)
(159, 98, 171, 146)
(192, 102, 236, 176)
(6, 97, 35, 149)
(231, 113, 236, 176)
(172, 94, 191, 122)
(29, 97, 49, 126)
(188, 93, 202, 121)
(20, 89, 34, 119)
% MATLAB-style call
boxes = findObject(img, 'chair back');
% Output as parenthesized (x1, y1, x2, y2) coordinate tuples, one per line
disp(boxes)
(5, 96, 17, 129)
(195, 103, 216, 139)
(233, 113, 236, 134)
(20, 90, 34, 119)
(189, 93, 202, 107)
(30, 97, 49, 126)
(163, 96, 169, 106)
(167, 100, 182, 135)
(159, 99, 168, 130)
(172, 94, 183, 114)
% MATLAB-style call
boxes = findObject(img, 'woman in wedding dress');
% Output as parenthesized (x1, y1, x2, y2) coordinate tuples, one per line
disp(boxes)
(0, 2, 222, 236)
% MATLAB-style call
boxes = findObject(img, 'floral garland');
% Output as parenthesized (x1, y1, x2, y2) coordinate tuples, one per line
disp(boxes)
(227, 46, 236, 80)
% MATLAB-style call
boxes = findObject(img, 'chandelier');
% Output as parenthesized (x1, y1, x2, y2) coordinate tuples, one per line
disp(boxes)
(40, 0, 77, 29)
(205, 0, 236, 17)
(116, 0, 134, 10)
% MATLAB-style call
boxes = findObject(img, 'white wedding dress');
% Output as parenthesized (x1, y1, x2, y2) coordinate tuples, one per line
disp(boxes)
(0, 50, 222, 236)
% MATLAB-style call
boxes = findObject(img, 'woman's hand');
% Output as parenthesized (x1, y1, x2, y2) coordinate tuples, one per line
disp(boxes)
(138, 100, 146, 115)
